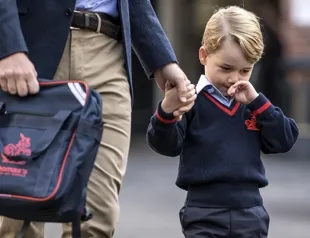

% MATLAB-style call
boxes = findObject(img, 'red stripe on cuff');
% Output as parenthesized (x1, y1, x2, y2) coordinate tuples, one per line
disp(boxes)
(254, 101, 272, 115)
(156, 110, 177, 124)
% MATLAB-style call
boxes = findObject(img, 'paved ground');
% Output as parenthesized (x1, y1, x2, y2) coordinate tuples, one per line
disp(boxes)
(45, 137, 310, 238)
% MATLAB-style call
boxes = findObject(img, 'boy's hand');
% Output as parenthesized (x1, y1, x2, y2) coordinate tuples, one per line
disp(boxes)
(161, 81, 196, 114)
(227, 81, 259, 104)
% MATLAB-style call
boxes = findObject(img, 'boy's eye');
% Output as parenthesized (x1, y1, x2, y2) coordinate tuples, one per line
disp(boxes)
(220, 66, 231, 71)
(241, 69, 251, 74)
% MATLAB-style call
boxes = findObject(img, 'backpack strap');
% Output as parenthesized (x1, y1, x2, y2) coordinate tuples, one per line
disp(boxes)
(71, 216, 82, 238)
(17, 220, 30, 238)
(71, 207, 93, 238)
(15, 208, 93, 238)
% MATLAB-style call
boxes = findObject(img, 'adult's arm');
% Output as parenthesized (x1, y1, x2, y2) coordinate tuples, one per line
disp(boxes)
(0, 0, 28, 60)
(129, 0, 178, 78)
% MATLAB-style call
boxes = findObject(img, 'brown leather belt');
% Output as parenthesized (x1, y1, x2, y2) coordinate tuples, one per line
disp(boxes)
(71, 11, 122, 41)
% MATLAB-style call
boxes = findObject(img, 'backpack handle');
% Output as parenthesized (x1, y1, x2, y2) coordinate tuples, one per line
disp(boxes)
(0, 110, 72, 161)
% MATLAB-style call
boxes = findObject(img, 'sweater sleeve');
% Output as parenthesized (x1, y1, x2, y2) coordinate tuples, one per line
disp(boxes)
(146, 101, 191, 157)
(247, 93, 299, 154)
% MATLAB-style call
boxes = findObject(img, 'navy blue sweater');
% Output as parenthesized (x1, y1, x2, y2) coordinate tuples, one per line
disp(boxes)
(147, 92, 299, 208)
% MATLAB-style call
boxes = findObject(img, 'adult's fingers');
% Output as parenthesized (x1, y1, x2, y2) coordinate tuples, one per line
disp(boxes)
(7, 78, 17, 95)
(16, 78, 29, 97)
(26, 72, 39, 94)
(0, 78, 8, 92)
(175, 77, 188, 103)
(185, 85, 196, 99)
(0, 53, 39, 96)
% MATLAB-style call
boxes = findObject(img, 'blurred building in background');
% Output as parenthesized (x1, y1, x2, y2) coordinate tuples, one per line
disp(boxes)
(131, 0, 310, 155)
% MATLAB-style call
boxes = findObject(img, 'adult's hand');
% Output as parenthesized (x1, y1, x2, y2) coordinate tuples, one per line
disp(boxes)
(0, 53, 39, 96)
(154, 63, 188, 101)
(154, 63, 195, 119)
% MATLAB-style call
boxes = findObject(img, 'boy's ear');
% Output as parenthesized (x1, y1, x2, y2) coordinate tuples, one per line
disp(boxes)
(199, 46, 207, 65)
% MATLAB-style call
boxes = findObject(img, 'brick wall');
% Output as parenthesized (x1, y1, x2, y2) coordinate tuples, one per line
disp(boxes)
(280, 0, 310, 58)
(280, 0, 310, 128)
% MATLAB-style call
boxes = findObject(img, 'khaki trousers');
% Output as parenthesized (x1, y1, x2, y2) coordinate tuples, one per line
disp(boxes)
(0, 29, 132, 238)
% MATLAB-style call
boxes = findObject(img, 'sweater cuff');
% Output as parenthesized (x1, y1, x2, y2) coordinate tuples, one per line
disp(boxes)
(247, 93, 274, 116)
(155, 101, 177, 124)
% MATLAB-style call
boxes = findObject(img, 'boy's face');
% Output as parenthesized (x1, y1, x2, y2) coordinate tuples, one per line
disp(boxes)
(199, 39, 254, 97)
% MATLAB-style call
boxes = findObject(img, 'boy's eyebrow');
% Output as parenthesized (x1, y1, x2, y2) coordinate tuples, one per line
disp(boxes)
(220, 63, 253, 70)
(221, 63, 233, 67)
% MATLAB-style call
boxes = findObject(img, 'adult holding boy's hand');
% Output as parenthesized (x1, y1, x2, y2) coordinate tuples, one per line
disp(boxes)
(161, 81, 196, 115)
(154, 63, 196, 119)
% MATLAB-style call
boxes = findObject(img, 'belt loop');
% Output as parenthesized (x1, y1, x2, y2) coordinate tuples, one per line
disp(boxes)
(84, 13, 90, 28)
(94, 13, 102, 33)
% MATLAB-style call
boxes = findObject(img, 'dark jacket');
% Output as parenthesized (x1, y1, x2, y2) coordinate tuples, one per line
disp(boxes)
(0, 0, 177, 99)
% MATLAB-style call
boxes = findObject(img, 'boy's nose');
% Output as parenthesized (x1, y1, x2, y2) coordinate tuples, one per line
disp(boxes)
(228, 77, 238, 84)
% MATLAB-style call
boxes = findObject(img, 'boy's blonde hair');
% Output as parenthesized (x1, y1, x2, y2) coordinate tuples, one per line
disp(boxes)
(202, 6, 264, 64)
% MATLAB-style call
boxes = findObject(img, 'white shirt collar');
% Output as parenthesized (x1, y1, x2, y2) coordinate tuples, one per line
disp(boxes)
(196, 75, 212, 94)
(195, 75, 233, 104)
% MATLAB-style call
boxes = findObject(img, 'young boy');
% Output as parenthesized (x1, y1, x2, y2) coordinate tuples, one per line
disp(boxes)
(146, 6, 299, 238)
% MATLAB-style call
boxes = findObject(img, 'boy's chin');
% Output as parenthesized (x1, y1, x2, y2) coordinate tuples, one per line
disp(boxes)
(220, 89, 229, 96)
(220, 90, 233, 99)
